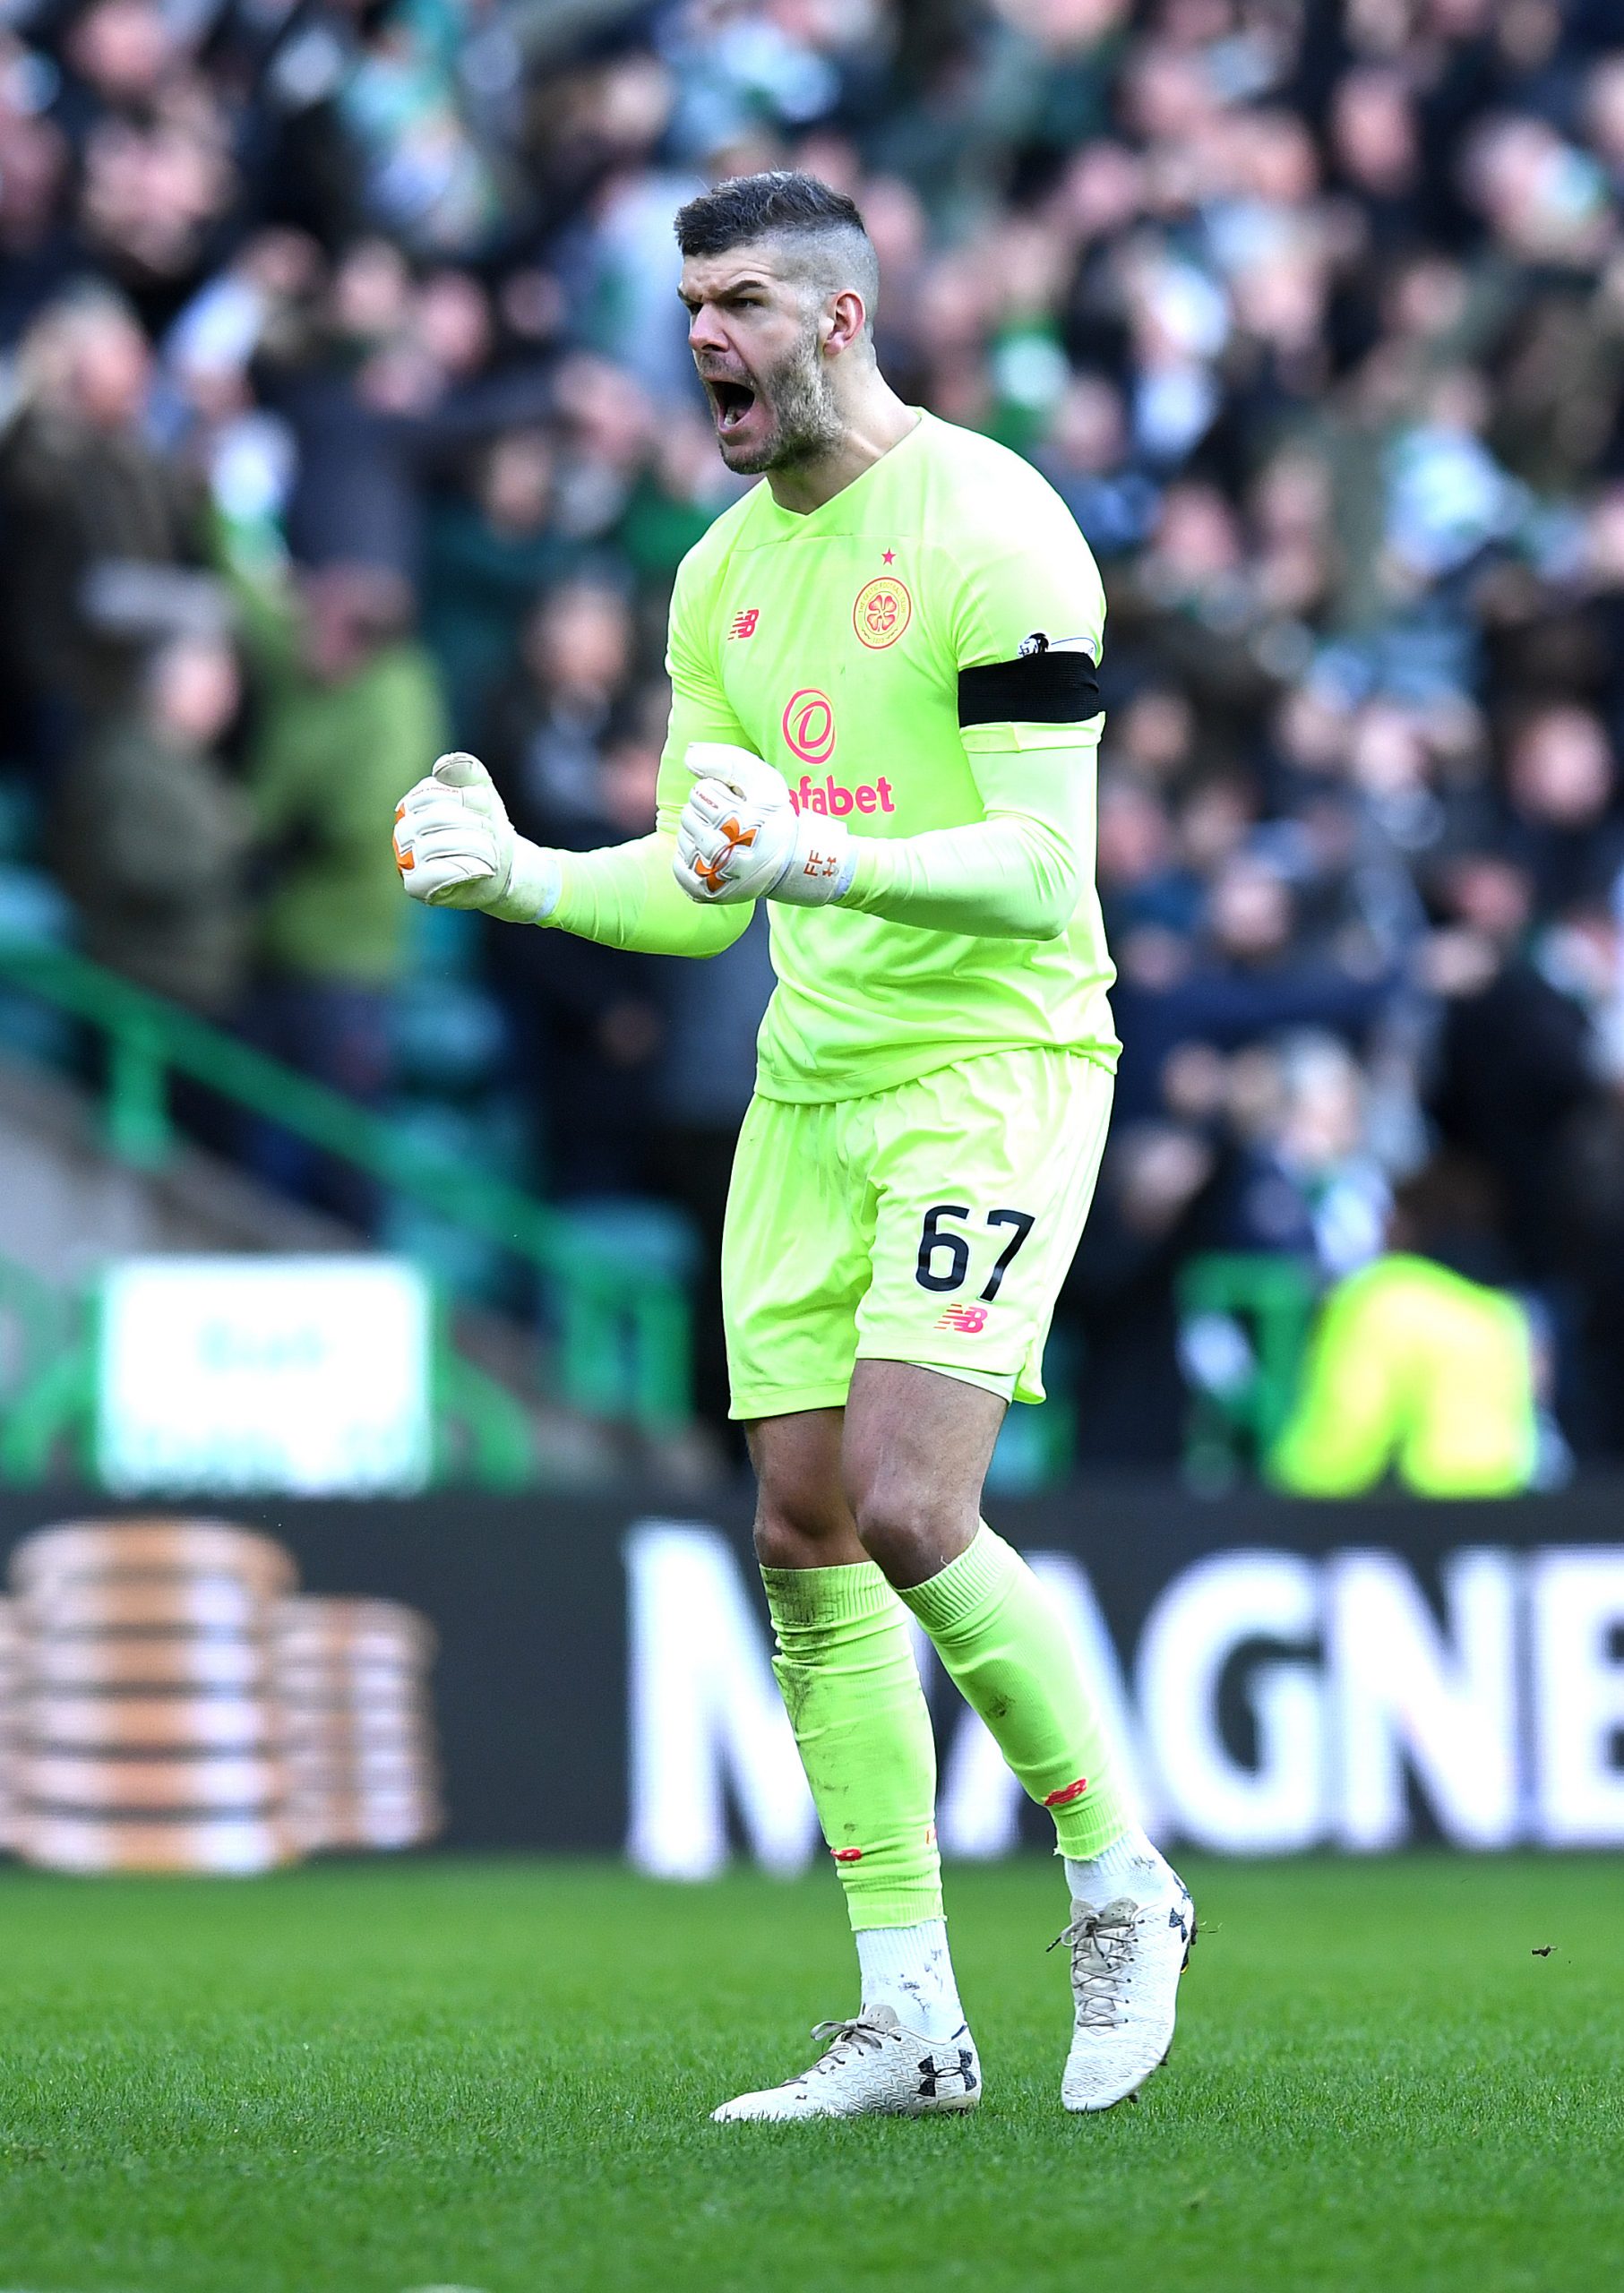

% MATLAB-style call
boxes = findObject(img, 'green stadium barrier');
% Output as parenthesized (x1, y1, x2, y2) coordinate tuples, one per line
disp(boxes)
(1176, 1252, 1316, 1486)
(0, 1249, 92, 1481)
(0, 942, 692, 1438)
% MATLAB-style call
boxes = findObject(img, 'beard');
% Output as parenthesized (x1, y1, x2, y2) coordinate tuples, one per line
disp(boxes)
(717, 319, 845, 475)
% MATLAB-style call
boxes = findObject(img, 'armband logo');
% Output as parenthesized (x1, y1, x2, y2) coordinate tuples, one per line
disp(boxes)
(1022, 630, 1093, 656)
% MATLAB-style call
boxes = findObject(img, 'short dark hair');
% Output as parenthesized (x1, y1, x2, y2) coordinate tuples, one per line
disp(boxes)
(674, 172, 880, 341)
(674, 170, 868, 257)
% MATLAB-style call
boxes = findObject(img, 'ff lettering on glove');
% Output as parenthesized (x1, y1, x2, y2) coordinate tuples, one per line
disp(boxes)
(673, 743, 856, 907)
(393, 751, 560, 923)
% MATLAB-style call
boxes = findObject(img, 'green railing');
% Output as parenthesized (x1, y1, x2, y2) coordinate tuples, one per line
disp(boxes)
(1176, 1252, 1316, 1485)
(0, 942, 691, 1434)
(0, 1250, 80, 1481)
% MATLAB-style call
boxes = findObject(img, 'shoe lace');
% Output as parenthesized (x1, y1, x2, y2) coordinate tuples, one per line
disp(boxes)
(1048, 1900, 1139, 2029)
(804, 2017, 889, 2073)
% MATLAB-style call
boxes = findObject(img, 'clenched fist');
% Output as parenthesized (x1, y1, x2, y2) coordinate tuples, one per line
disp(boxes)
(393, 751, 560, 923)
(673, 743, 855, 907)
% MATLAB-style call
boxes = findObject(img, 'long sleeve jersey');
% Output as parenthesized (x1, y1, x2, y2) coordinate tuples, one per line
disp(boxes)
(544, 408, 1118, 1104)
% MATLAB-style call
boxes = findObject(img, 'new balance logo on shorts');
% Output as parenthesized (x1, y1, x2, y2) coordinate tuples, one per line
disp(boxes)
(936, 1302, 987, 1333)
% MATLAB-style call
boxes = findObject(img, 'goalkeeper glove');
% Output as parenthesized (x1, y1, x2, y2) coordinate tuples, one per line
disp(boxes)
(673, 743, 855, 906)
(393, 751, 561, 923)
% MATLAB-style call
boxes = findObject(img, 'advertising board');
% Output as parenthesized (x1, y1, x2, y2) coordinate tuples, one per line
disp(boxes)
(1, 1485, 1619, 1860)
(95, 1258, 434, 1497)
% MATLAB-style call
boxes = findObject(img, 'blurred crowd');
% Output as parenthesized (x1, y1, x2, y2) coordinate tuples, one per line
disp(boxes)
(4, 0, 1624, 1464)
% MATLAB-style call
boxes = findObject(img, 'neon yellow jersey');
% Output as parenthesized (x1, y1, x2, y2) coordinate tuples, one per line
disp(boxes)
(661, 410, 1117, 1104)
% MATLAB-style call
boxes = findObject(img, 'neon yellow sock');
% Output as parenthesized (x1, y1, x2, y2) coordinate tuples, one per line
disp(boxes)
(897, 1524, 1130, 1860)
(761, 1561, 942, 1930)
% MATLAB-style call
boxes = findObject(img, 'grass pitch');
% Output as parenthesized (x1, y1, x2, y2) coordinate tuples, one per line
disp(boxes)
(0, 1856, 1617, 2293)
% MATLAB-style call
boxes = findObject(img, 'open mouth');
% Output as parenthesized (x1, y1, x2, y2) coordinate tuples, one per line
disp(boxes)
(706, 377, 758, 434)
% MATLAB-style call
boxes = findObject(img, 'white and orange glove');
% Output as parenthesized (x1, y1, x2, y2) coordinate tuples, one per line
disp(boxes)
(673, 743, 855, 907)
(393, 751, 560, 922)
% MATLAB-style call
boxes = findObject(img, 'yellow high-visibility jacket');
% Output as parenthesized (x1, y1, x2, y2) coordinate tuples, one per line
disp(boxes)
(1268, 1254, 1537, 1498)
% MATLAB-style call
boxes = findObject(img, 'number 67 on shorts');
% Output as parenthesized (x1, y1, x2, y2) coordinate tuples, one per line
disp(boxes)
(720, 1047, 1116, 1422)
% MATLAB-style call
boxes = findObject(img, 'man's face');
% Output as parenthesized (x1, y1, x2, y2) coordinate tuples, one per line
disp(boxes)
(679, 244, 844, 475)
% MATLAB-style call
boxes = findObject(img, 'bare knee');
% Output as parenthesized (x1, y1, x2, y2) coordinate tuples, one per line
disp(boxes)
(749, 1411, 865, 1572)
(848, 1471, 975, 1589)
(841, 1361, 1000, 1587)
(752, 1484, 859, 1571)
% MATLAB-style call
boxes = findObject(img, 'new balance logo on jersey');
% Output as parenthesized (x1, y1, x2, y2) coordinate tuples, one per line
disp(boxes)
(936, 1303, 987, 1334)
(728, 608, 760, 640)
(917, 2048, 978, 2100)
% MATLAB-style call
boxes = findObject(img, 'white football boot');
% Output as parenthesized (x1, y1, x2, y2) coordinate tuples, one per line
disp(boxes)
(1057, 1870, 1196, 2112)
(711, 2005, 982, 2122)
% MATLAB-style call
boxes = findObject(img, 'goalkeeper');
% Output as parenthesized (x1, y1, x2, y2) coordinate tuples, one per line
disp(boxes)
(393, 170, 1193, 2122)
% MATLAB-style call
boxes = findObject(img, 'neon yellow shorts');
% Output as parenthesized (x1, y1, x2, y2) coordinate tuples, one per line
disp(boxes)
(722, 1047, 1115, 1421)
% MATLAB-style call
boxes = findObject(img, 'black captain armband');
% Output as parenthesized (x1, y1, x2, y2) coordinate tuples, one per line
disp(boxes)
(957, 638, 1101, 729)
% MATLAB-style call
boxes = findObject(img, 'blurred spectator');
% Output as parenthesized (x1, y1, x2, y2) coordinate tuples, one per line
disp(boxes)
(1270, 1162, 1540, 1499)
(74, 65, 240, 334)
(1328, 66, 1425, 254)
(1096, 769, 1200, 945)
(242, 561, 445, 1218)
(1423, 851, 1594, 1284)
(0, 288, 206, 748)
(256, 240, 429, 585)
(0, 82, 73, 348)
(617, 406, 747, 593)
(482, 576, 639, 833)
(484, 639, 667, 1197)
(423, 428, 573, 736)
(335, 0, 509, 254)
(1114, 847, 1394, 1120)
(653, 906, 777, 1447)
(1068, 1114, 1217, 1465)
(52, 631, 250, 1013)
(1501, 703, 1624, 916)
(53, 0, 174, 148)
(1036, 374, 1161, 562)
(1198, 1031, 1391, 1271)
